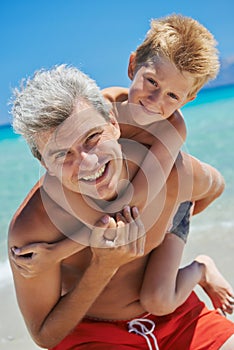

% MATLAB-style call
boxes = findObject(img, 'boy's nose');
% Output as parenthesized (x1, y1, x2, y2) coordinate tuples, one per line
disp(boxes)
(80, 151, 99, 170)
(149, 89, 162, 103)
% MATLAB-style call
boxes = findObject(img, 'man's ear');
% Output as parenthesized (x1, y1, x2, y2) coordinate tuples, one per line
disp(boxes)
(128, 52, 137, 80)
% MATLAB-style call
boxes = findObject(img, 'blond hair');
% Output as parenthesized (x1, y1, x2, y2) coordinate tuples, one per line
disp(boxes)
(134, 14, 220, 97)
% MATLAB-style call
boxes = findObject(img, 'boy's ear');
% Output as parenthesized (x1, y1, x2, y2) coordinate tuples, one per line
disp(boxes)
(187, 95, 196, 103)
(128, 52, 137, 80)
(109, 114, 121, 139)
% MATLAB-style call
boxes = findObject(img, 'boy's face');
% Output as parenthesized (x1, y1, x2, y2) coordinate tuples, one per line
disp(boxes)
(37, 101, 124, 201)
(128, 54, 195, 125)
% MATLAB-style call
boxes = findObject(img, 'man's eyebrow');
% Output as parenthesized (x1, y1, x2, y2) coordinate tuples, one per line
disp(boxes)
(47, 126, 104, 157)
(83, 126, 104, 139)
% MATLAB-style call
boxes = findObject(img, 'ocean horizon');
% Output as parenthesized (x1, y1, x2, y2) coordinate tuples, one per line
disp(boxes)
(1, 84, 234, 286)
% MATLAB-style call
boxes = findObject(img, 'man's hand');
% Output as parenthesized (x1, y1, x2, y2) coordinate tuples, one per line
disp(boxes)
(90, 206, 146, 269)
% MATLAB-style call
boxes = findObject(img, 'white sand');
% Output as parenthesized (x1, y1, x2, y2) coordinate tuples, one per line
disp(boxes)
(0, 280, 41, 349)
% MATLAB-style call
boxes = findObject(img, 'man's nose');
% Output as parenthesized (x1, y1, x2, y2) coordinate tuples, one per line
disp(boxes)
(79, 151, 99, 170)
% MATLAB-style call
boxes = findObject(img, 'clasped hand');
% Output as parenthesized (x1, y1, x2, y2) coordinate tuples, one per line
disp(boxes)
(90, 206, 145, 268)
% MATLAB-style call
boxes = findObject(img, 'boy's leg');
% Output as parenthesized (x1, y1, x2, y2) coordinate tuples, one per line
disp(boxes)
(169, 201, 193, 242)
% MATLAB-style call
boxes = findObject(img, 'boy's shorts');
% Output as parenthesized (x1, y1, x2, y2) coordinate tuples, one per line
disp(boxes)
(51, 292, 234, 350)
(169, 201, 193, 243)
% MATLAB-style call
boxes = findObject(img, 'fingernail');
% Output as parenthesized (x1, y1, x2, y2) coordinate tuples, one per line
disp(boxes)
(132, 207, 139, 214)
(11, 247, 20, 254)
(101, 215, 110, 224)
(123, 205, 130, 210)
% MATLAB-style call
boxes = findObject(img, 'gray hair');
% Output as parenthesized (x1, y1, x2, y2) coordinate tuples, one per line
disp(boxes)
(11, 64, 110, 160)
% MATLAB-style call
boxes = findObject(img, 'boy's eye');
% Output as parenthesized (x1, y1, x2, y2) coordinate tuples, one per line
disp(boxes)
(168, 92, 179, 100)
(147, 78, 158, 87)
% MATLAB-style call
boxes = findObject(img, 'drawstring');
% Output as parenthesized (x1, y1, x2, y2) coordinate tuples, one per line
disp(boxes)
(128, 317, 159, 350)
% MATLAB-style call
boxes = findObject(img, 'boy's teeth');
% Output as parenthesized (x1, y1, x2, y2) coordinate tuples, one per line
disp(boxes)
(82, 164, 106, 181)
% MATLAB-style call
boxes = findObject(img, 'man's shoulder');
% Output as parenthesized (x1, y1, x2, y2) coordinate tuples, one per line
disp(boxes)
(8, 180, 63, 246)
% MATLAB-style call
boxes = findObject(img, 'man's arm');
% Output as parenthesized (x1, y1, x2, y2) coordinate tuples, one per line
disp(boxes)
(9, 241, 117, 349)
(9, 208, 145, 348)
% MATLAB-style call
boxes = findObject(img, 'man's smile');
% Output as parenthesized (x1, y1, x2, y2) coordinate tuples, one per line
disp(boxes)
(80, 162, 108, 182)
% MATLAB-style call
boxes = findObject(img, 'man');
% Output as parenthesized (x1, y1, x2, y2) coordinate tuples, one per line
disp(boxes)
(9, 65, 234, 349)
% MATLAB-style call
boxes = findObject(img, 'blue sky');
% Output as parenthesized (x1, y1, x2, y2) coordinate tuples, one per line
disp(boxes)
(1, 0, 234, 125)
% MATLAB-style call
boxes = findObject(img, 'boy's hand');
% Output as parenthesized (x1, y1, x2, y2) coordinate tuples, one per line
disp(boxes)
(10, 242, 58, 278)
(90, 206, 145, 269)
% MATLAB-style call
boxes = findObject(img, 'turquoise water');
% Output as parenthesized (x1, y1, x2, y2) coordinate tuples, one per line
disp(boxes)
(182, 85, 234, 235)
(0, 85, 234, 281)
(0, 129, 41, 273)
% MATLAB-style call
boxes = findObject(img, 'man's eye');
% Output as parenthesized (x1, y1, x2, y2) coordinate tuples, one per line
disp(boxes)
(55, 151, 67, 159)
(147, 78, 158, 87)
(168, 92, 179, 100)
(86, 132, 102, 142)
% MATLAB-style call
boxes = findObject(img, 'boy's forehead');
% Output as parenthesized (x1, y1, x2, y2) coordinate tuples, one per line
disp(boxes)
(143, 57, 170, 74)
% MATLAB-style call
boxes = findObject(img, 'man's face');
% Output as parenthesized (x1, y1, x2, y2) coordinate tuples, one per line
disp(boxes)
(37, 101, 123, 201)
(128, 55, 195, 125)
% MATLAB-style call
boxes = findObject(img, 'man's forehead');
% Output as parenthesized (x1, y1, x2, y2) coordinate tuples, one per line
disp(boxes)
(37, 104, 109, 154)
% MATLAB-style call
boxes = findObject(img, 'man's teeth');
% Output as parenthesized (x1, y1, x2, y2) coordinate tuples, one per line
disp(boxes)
(82, 164, 106, 181)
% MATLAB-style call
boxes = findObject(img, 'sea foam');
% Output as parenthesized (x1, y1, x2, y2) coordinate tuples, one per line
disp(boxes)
(0, 260, 13, 287)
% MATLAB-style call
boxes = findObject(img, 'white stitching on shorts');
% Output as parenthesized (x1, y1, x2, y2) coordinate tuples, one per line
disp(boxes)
(128, 317, 159, 350)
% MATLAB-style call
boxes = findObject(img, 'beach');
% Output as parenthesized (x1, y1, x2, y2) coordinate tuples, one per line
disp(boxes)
(0, 278, 41, 349)
(0, 85, 234, 348)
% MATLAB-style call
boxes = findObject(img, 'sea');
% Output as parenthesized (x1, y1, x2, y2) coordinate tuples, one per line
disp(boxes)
(0, 84, 234, 286)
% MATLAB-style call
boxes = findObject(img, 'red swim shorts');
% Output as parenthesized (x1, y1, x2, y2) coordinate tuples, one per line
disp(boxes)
(51, 292, 234, 349)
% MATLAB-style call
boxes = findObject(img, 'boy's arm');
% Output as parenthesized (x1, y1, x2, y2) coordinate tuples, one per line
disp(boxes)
(117, 110, 186, 211)
(10, 224, 90, 278)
